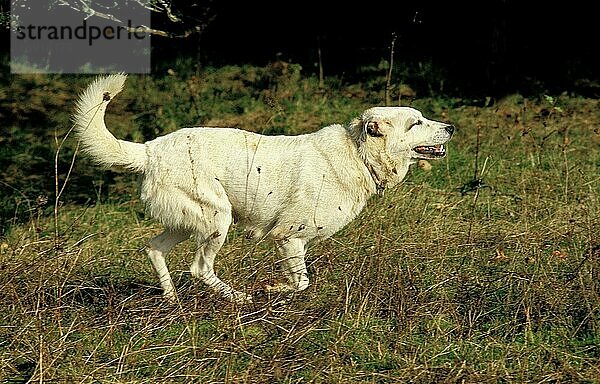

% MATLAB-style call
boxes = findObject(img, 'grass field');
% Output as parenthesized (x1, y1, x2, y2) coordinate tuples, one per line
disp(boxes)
(1, 63, 599, 383)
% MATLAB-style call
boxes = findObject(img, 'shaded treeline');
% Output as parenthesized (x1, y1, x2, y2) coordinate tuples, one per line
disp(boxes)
(152, 0, 599, 97)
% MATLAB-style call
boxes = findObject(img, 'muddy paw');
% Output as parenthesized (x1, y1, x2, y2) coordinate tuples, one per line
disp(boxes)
(227, 290, 253, 304)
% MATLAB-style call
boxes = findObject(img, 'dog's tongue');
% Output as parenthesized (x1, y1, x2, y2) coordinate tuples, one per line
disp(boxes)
(414, 144, 445, 156)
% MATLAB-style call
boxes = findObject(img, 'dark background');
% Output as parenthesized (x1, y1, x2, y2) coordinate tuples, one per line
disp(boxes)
(150, 0, 599, 98)
(2, 0, 598, 97)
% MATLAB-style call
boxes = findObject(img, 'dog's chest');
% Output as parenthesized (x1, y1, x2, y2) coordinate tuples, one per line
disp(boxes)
(239, 187, 370, 243)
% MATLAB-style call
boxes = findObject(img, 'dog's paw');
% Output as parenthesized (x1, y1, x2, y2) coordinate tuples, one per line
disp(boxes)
(162, 290, 178, 304)
(226, 290, 253, 304)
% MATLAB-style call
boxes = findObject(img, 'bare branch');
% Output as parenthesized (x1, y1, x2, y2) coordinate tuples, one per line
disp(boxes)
(8, 0, 215, 38)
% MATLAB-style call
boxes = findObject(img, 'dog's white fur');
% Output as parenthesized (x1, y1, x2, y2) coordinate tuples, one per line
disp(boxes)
(73, 74, 454, 303)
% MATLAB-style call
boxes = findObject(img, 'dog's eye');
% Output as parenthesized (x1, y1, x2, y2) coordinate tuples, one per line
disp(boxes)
(409, 120, 423, 130)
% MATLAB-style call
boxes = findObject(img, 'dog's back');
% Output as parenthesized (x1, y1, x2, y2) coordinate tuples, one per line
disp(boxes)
(141, 124, 376, 241)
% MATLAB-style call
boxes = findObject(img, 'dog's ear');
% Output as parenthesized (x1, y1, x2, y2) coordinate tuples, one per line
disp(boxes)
(365, 121, 384, 137)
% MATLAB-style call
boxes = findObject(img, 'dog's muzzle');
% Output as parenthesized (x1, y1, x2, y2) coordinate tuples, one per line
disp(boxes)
(412, 124, 454, 159)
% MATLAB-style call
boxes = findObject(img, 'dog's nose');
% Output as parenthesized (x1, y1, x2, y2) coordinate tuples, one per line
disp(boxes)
(444, 125, 455, 135)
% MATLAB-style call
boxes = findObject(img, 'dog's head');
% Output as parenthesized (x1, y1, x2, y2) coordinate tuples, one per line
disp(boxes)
(349, 106, 454, 187)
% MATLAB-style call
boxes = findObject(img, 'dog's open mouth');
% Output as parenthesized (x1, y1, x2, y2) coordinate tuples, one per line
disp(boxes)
(413, 144, 446, 159)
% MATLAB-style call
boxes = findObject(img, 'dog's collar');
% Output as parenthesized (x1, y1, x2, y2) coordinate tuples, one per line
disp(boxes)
(365, 162, 386, 194)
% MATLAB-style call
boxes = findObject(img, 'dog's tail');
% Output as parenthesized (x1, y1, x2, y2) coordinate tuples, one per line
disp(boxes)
(72, 73, 146, 173)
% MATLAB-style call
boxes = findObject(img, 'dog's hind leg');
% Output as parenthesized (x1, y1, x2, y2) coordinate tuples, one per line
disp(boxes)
(189, 209, 252, 304)
(266, 238, 309, 293)
(146, 229, 191, 301)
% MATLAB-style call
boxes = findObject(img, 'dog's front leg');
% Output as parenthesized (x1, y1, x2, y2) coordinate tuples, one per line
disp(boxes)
(267, 238, 310, 293)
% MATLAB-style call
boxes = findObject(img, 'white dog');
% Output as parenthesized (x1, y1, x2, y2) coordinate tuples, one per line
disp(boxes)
(73, 74, 454, 303)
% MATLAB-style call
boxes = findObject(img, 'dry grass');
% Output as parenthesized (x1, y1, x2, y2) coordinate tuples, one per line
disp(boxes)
(1, 76, 599, 383)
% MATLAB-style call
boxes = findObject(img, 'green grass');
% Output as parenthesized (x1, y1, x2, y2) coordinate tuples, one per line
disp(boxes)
(1, 63, 599, 382)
